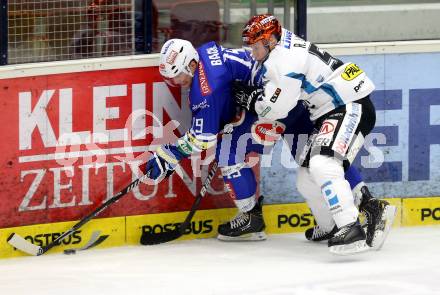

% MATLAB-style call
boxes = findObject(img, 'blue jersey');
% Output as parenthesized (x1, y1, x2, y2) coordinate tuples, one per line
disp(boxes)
(186, 42, 255, 150)
(181, 42, 312, 159)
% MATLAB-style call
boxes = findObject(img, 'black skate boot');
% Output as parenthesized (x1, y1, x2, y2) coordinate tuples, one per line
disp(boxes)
(328, 220, 369, 255)
(305, 225, 337, 242)
(217, 196, 266, 241)
(359, 186, 396, 250)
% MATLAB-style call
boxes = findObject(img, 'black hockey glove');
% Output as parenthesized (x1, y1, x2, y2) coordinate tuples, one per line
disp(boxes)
(232, 81, 263, 114)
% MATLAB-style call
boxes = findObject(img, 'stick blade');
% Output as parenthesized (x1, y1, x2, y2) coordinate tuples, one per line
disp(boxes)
(7, 233, 42, 256)
(63, 230, 109, 253)
(140, 230, 182, 245)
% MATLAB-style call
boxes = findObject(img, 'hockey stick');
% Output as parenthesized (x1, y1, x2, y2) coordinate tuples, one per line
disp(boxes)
(140, 161, 218, 245)
(63, 230, 110, 255)
(7, 171, 152, 256)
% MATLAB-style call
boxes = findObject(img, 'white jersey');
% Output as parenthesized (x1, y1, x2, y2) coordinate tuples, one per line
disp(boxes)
(254, 29, 375, 121)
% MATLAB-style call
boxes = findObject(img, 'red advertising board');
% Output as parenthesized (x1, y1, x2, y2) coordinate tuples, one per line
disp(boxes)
(0, 66, 243, 228)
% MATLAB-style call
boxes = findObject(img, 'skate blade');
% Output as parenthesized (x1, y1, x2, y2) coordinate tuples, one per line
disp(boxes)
(372, 205, 397, 250)
(329, 240, 370, 256)
(217, 232, 267, 242)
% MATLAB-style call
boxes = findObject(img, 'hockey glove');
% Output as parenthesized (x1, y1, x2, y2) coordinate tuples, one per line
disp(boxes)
(145, 144, 188, 181)
(232, 81, 263, 114)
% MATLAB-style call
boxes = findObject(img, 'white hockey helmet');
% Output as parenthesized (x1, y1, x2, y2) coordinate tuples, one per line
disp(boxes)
(159, 39, 199, 87)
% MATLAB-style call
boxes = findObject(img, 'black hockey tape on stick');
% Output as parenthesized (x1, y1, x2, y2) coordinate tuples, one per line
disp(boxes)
(140, 161, 219, 245)
(7, 170, 152, 256)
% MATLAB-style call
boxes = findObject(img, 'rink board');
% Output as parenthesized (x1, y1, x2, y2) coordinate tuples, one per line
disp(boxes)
(0, 197, 409, 259)
(402, 197, 440, 226)
(0, 217, 125, 259)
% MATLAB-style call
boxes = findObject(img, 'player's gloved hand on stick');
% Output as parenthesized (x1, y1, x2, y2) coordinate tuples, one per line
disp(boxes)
(232, 81, 263, 114)
(145, 144, 186, 181)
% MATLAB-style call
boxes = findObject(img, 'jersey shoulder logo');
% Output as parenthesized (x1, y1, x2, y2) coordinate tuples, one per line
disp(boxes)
(341, 63, 364, 81)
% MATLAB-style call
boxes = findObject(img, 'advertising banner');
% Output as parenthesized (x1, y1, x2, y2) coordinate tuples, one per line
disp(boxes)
(0, 217, 125, 258)
(261, 52, 440, 202)
(0, 66, 237, 229)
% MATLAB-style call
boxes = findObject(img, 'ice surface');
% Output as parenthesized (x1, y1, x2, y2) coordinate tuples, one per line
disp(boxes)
(0, 226, 439, 295)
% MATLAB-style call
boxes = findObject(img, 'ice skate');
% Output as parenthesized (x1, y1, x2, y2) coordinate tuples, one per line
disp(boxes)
(217, 197, 267, 241)
(305, 225, 337, 242)
(360, 191, 397, 250)
(359, 186, 397, 250)
(328, 220, 369, 255)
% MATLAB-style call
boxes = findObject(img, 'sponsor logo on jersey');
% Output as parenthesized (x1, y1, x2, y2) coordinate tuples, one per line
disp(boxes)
(198, 62, 212, 96)
(251, 119, 285, 146)
(354, 80, 365, 93)
(270, 88, 282, 103)
(259, 106, 272, 117)
(319, 120, 336, 135)
(333, 104, 361, 155)
(191, 98, 210, 111)
(166, 50, 178, 65)
(314, 119, 337, 147)
(341, 63, 364, 81)
(322, 181, 342, 214)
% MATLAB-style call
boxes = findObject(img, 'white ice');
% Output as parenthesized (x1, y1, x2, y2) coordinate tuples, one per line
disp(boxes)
(1, 226, 439, 295)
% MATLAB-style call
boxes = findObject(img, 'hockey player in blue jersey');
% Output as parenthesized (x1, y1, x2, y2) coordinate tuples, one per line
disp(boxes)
(146, 38, 392, 249)
(146, 38, 270, 240)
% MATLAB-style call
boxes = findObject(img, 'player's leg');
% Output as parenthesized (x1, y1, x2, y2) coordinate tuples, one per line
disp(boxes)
(216, 111, 267, 241)
(280, 108, 339, 242)
(297, 167, 338, 241)
(308, 97, 378, 254)
(303, 165, 363, 242)
(302, 164, 396, 249)
(281, 105, 390, 246)
(217, 163, 266, 241)
(309, 154, 368, 254)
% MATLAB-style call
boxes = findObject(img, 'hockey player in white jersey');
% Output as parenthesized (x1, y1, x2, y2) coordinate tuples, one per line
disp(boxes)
(236, 14, 396, 255)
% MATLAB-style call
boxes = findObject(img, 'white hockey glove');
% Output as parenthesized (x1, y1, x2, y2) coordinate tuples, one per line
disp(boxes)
(232, 81, 263, 114)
